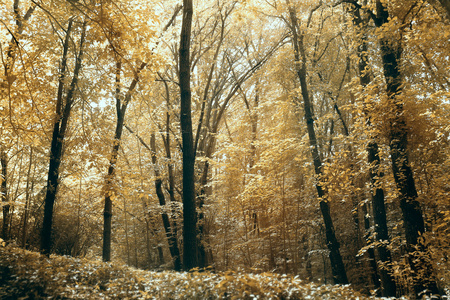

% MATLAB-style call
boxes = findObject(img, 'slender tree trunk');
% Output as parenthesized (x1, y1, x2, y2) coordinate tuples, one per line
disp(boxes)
(124, 124, 182, 270)
(102, 60, 145, 262)
(150, 133, 182, 271)
(179, 0, 198, 271)
(362, 203, 381, 290)
(1, 150, 9, 241)
(21, 147, 33, 248)
(286, 0, 348, 284)
(367, 141, 397, 296)
(374, 1, 439, 296)
(102, 61, 123, 262)
(197, 159, 210, 268)
(41, 20, 86, 255)
(165, 116, 181, 266)
(161, 77, 181, 266)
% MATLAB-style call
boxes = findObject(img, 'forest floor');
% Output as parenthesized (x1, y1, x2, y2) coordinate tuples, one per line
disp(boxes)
(0, 245, 402, 299)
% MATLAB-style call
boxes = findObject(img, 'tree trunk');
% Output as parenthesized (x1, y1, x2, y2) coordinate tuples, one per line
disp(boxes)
(150, 133, 181, 271)
(102, 62, 123, 262)
(197, 160, 209, 268)
(102, 60, 145, 262)
(286, 0, 348, 284)
(41, 20, 86, 255)
(21, 147, 33, 248)
(346, 4, 397, 296)
(124, 124, 182, 270)
(1, 150, 9, 241)
(374, 1, 439, 296)
(179, 0, 198, 271)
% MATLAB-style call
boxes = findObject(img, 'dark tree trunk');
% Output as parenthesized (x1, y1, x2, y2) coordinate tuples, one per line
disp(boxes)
(367, 141, 397, 296)
(1, 150, 9, 241)
(346, 4, 397, 296)
(102, 61, 145, 262)
(102, 62, 123, 262)
(124, 124, 182, 270)
(286, 0, 348, 285)
(361, 203, 381, 290)
(179, 0, 198, 271)
(41, 20, 86, 255)
(374, 1, 439, 296)
(150, 133, 181, 271)
(197, 160, 209, 269)
(162, 77, 182, 270)
(21, 148, 33, 248)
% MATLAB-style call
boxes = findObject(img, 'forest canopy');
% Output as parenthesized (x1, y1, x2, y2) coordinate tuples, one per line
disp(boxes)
(0, 0, 449, 298)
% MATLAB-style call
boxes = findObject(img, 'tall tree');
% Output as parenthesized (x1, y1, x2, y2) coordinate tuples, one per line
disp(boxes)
(0, 0, 36, 242)
(346, 3, 397, 296)
(179, 0, 197, 270)
(102, 61, 145, 262)
(373, 0, 439, 296)
(285, 0, 348, 284)
(123, 125, 183, 271)
(41, 19, 87, 255)
(101, 2, 179, 262)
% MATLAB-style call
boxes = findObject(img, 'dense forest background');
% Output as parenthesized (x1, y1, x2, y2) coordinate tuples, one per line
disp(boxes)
(1, 0, 449, 298)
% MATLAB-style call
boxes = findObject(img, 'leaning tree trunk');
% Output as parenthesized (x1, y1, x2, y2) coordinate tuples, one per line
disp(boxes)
(374, 0, 439, 296)
(41, 20, 86, 255)
(150, 133, 182, 271)
(123, 125, 183, 271)
(179, 0, 198, 271)
(286, 0, 348, 284)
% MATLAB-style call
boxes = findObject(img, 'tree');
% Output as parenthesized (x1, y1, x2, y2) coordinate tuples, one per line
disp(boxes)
(0, 0, 36, 242)
(123, 125, 183, 271)
(346, 3, 396, 296)
(41, 18, 87, 255)
(100, 2, 179, 263)
(373, 0, 439, 296)
(102, 60, 146, 261)
(1, 150, 8, 240)
(285, 0, 348, 284)
(179, 0, 197, 271)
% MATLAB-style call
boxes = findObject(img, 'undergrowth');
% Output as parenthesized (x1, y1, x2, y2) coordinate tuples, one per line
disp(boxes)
(0, 245, 396, 299)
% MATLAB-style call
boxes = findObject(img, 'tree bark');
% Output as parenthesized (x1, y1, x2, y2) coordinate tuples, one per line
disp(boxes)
(374, 1, 439, 296)
(286, 0, 348, 284)
(179, 0, 198, 271)
(41, 20, 86, 255)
